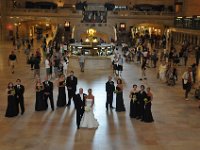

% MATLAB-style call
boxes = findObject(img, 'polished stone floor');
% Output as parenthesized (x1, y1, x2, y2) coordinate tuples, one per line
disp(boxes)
(0, 41, 200, 150)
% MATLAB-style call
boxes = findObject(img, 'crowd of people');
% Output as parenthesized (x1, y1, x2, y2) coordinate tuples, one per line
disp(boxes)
(6, 34, 156, 128)
(6, 30, 200, 132)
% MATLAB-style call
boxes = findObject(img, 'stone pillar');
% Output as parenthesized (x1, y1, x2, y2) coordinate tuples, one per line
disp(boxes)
(0, 0, 8, 41)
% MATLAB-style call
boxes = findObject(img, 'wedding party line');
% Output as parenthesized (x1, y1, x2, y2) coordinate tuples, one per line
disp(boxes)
(5, 73, 154, 129)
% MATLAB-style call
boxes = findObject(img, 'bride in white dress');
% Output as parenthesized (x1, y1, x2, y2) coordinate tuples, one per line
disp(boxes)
(80, 89, 99, 129)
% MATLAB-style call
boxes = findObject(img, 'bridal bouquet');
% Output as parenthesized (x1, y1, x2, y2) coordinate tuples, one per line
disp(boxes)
(84, 106, 91, 112)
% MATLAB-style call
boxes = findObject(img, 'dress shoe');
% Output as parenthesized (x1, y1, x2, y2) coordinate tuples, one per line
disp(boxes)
(110, 106, 115, 109)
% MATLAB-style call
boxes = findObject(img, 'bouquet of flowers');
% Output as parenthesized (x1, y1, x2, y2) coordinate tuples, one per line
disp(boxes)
(114, 87, 120, 94)
(144, 98, 150, 105)
(84, 106, 91, 112)
(131, 95, 137, 102)
(36, 86, 43, 92)
(11, 89, 15, 95)
(63, 81, 66, 86)
(114, 90, 119, 94)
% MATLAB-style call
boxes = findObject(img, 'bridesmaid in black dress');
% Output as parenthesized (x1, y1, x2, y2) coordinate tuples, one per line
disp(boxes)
(35, 79, 47, 111)
(57, 74, 67, 107)
(129, 84, 138, 118)
(5, 82, 19, 117)
(142, 87, 154, 122)
(115, 78, 126, 112)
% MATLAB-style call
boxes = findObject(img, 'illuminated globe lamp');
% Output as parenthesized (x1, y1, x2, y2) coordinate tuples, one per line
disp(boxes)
(83, 37, 90, 45)
(92, 37, 98, 46)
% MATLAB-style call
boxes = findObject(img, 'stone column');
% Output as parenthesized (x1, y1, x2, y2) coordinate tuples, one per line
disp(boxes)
(0, 0, 8, 41)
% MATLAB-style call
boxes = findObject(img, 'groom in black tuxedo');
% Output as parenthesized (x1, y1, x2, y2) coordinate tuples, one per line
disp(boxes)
(43, 76, 54, 111)
(74, 88, 87, 129)
(105, 76, 115, 110)
(66, 71, 78, 106)
(15, 79, 25, 115)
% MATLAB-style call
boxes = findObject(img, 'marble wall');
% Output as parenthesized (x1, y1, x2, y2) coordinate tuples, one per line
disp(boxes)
(183, 0, 200, 16)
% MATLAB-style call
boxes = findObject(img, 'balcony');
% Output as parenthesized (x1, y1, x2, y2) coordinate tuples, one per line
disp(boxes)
(6, 7, 82, 18)
(109, 10, 175, 18)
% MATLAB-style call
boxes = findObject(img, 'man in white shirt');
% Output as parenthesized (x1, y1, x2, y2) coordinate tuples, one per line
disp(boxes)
(79, 53, 85, 72)
(182, 67, 194, 100)
(45, 56, 51, 79)
(117, 54, 123, 76)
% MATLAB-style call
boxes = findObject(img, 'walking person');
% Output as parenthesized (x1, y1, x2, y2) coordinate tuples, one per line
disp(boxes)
(182, 67, 194, 101)
(8, 51, 17, 74)
(45, 55, 51, 80)
(195, 46, 200, 66)
(53, 56, 60, 78)
(62, 58, 69, 77)
(74, 88, 87, 129)
(105, 76, 115, 110)
(14, 79, 25, 115)
(79, 52, 85, 72)
(43, 76, 54, 111)
(29, 53, 35, 70)
(140, 59, 147, 80)
(183, 49, 189, 67)
(158, 61, 167, 82)
(117, 54, 124, 77)
(34, 54, 41, 78)
(113, 55, 119, 76)
(66, 71, 78, 106)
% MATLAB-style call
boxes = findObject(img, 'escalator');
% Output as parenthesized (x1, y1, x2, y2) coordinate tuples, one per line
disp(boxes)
(116, 31, 133, 46)
(53, 25, 72, 50)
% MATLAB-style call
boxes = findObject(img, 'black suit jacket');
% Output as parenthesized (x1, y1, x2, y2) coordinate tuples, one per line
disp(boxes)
(66, 75, 77, 91)
(43, 81, 53, 94)
(14, 85, 25, 97)
(106, 80, 115, 93)
(74, 93, 87, 110)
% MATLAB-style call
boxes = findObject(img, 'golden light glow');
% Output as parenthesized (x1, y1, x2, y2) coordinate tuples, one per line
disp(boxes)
(93, 38, 98, 43)
(85, 38, 90, 43)
(87, 28, 96, 37)
(64, 21, 70, 27)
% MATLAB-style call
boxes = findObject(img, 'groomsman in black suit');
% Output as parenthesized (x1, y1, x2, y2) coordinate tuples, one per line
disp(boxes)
(43, 76, 54, 111)
(105, 76, 115, 110)
(74, 88, 87, 129)
(66, 71, 78, 106)
(15, 79, 25, 115)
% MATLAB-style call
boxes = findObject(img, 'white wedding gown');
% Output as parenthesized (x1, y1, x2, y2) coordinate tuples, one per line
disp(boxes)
(80, 99, 99, 128)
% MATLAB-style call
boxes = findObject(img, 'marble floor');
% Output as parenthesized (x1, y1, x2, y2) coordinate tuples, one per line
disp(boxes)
(0, 41, 200, 150)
